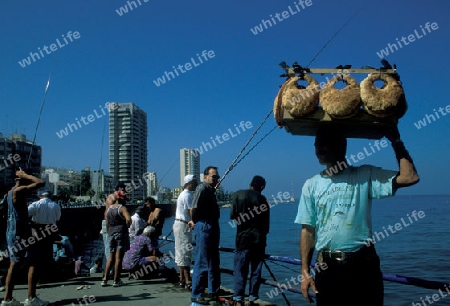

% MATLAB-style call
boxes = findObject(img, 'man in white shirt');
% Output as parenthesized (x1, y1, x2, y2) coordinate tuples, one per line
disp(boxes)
(28, 190, 61, 284)
(28, 191, 61, 225)
(173, 174, 197, 290)
(129, 207, 147, 242)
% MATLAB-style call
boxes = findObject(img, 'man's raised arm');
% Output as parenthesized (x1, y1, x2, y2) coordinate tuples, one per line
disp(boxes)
(385, 126, 419, 189)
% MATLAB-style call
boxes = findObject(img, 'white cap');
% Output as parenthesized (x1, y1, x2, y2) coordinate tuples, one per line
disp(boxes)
(184, 174, 195, 184)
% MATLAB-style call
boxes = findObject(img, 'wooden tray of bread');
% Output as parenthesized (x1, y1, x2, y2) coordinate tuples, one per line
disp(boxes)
(273, 63, 406, 139)
(281, 108, 397, 139)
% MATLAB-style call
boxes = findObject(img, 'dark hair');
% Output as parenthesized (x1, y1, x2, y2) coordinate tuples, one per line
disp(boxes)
(315, 127, 347, 155)
(203, 166, 218, 176)
(134, 207, 143, 216)
(250, 175, 266, 191)
(115, 182, 126, 191)
(145, 197, 156, 205)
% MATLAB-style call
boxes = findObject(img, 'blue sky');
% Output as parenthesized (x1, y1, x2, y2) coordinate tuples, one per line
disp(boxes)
(0, 0, 448, 197)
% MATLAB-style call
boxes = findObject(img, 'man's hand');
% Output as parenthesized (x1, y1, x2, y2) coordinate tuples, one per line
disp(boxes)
(301, 271, 318, 304)
(188, 221, 195, 229)
(16, 168, 26, 178)
(384, 125, 401, 143)
(146, 255, 158, 262)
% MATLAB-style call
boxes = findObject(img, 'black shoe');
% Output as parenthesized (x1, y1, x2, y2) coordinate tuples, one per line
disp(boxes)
(203, 293, 220, 301)
(191, 297, 210, 305)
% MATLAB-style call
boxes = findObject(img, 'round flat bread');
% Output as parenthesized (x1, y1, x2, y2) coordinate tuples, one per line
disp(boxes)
(360, 73, 407, 118)
(320, 74, 361, 119)
(282, 75, 320, 117)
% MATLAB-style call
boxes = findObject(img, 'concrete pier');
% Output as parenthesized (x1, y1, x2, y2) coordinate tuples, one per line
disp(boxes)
(2, 273, 275, 305)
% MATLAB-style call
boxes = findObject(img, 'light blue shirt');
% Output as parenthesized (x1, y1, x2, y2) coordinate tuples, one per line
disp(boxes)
(295, 165, 397, 252)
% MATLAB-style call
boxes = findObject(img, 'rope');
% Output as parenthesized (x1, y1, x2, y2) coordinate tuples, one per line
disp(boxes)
(263, 260, 291, 306)
(216, 110, 275, 189)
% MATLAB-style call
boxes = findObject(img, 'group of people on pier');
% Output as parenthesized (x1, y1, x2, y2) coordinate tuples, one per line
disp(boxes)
(1, 125, 419, 306)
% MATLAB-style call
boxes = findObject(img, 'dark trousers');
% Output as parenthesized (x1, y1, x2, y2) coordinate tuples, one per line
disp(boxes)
(191, 220, 221, 298)
(315, 247, 383, 306)
(233, 247, 264, 302)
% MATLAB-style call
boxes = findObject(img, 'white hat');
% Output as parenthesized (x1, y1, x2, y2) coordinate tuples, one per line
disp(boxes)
(184, 174, 196, 184)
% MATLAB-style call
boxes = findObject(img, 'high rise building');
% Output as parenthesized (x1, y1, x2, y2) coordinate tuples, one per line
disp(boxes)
(180, 148, 200, 186)
(145, 172, 158, 197)
(91, 169, 114, 200)
(109, 102, 147, 200)
(0, 133, 42, 193)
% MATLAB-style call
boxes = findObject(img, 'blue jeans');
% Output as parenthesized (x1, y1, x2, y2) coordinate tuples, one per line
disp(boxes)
(191, 221, 220, 299)
(233, 248, 264, 302)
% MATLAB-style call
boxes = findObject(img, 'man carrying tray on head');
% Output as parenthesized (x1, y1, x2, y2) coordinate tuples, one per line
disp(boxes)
(295, 126, 419, 306)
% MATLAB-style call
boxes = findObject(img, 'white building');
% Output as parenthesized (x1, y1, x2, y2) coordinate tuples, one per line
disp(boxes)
(109, 102, 148, 200)
(179, 148, 200, 186)
(145, 172, 158, 196)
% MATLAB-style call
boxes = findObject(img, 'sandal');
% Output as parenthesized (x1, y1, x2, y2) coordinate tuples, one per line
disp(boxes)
(185, 282, 192, 290)
(179, 280, 185, 288)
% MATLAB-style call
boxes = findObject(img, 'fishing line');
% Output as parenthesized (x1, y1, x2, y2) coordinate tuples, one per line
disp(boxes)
(306, 4, 367, 68)
(95, 118, 108, 199)
(263, 260, 291, 306)
(267, 259, 300, 274)
(231, 124, 278, 169)
(216, 110, 275, 188)
(159, 157, 178, 186)
(217, 6, 366, 186)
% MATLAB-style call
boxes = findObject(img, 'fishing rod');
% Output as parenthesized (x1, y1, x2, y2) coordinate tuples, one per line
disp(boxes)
(216, 5, 367, 188)
(27, 58, 57, 169)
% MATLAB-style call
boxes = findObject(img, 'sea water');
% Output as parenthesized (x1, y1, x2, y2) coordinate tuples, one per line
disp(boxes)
(157, 195, 450, 306)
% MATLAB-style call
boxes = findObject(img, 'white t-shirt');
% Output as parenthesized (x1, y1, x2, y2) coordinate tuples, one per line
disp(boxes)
(175, 189, 193, 222)
(28, 198, 61, 224)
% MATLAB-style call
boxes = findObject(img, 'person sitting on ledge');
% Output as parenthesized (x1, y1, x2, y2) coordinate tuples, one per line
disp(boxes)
(122, 226, 163, 280)
(89, 258, 102, 274)
(144, 198, 165, 250)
